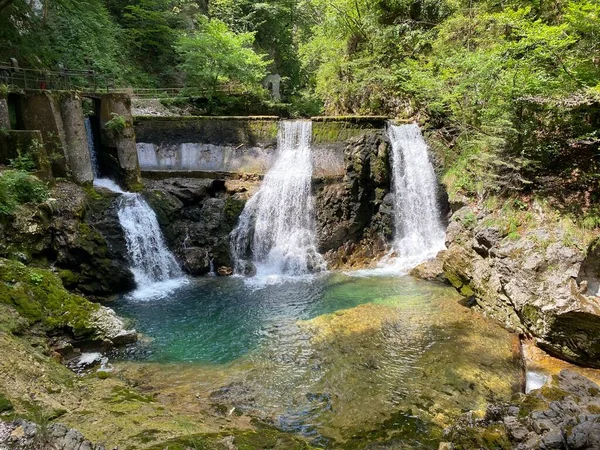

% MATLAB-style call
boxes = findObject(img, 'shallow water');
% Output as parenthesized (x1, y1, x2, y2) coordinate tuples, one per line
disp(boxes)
(114, 274, 522, 448)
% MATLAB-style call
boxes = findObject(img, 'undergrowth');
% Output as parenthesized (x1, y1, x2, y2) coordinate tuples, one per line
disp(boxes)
(0, 170, 49, 216)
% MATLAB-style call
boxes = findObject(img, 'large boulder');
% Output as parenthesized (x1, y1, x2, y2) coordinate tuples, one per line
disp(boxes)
(442, 205, 600, 367)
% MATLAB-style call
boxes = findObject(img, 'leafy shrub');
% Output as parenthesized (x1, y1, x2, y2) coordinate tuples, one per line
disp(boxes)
(0, 170, 49, 216)
(105, 113, 127, 135)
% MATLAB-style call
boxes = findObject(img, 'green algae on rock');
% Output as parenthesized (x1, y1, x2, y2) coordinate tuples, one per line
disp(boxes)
(0, 258, 136, 345)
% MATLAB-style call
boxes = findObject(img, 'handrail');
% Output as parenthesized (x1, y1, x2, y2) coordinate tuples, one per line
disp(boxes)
(0, 62, 116, 92)
(0, 62, 250, 98)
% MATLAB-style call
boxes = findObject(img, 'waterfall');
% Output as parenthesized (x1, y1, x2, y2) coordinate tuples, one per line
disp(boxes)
(84, 118, 185, 299)
(117, 194, 183, 286)
(231, 120, 325, 281)
(85, 117, 100, 178)
(387, 123, 446, 270)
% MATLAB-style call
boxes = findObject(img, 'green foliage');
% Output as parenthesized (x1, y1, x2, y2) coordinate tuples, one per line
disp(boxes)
(0, 0, 149, 85)
(105, 113, 127, 135)
(0, 170, 49, 216)
(176, 16, 270, 94)
(9, 152, 36, 172)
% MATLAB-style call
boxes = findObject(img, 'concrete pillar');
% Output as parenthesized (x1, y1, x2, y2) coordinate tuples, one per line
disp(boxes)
(0, 98, 10, 129)
(99, 94, 142, 190)
(21, 92, 70, 178)
(60, 95, 94, 184)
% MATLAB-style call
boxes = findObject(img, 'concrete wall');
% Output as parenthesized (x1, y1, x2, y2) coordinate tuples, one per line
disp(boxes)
(134, 116, 385, 178)
(99, 94, 142, 190)
(0, 98, 10, 129)
(60, 95, 94, 184)
(20, 92, 70, 178)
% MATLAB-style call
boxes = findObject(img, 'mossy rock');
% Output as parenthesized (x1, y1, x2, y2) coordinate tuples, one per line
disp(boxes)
(145, 428, 314, 450)
(0, 392, 13, 413)
(449, 424, 511, 450)
(0, 258, 100, 337)
(224, 196, 246, 224)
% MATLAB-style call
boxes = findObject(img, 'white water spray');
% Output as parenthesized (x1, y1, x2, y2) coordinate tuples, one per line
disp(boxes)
(386, 123, 445, 270)
(84, 118, 185, 299)
(231, 120, 325, 282)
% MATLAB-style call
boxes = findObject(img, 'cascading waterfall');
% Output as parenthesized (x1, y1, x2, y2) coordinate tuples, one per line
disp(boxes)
(84, 118, 184, 298)
(231, 120, 325, 281)
(387, 123, 446, 270)
(117, 194, 183, 286)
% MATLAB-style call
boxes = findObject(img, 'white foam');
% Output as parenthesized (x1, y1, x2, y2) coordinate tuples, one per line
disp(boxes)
(526, 371, 549, 393)
(126, 277, 189, 301)
(93, 178, 125, 194)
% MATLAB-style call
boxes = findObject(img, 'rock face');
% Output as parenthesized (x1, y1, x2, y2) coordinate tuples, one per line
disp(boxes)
(0, 182, 134, 297)
(315, 131, 395, 268)
(0, 419, 106, 450)
(442, 205, 600, 367)
(143, 176, 260, 275)
(446, 370, 600, 450)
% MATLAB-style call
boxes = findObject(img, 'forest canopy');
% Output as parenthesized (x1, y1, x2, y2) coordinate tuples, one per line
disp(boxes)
(1, 0, 599, 196)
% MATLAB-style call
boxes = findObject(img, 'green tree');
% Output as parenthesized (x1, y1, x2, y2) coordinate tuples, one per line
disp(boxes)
(176, 16, 270, 94)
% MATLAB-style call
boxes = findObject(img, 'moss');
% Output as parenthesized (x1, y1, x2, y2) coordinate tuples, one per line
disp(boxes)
(312, 121, 378, 144)
(339, 409, 442, 449)
(450, 424, 511, 450)
(108, 386, 154, 404)
(518, 394, 549, 418)
(521, 304, 542, 326)
(540, 385, 569, 402)
(0, 303, 29, 334)
(0, 258, 100, 337)
(144, 427, 314, 450)
(58, 269, 81, 287)
(224, 196, 246, 223)
(0, 392, 13, 413)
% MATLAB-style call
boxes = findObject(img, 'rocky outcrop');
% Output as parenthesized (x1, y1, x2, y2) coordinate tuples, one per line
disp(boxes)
(445, 370, 600, 450)
(0, 419, 106, 450)
(315, 131, 395, 268)
(441, 204, 600, 367)
(0, 258, 136, 350)
(143, 176, 259, 275)
(0, 181, 134, 297)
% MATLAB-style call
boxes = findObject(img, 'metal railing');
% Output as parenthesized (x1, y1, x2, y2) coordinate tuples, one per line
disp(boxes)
(0, 61, 250, 98)
(0, 61, 116, 92)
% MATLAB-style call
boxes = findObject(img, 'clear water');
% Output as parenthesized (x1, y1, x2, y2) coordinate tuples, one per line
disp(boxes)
(114, 274, 521, 447)
(231, 120, 325, 282)
(385, 123, 446, 272)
